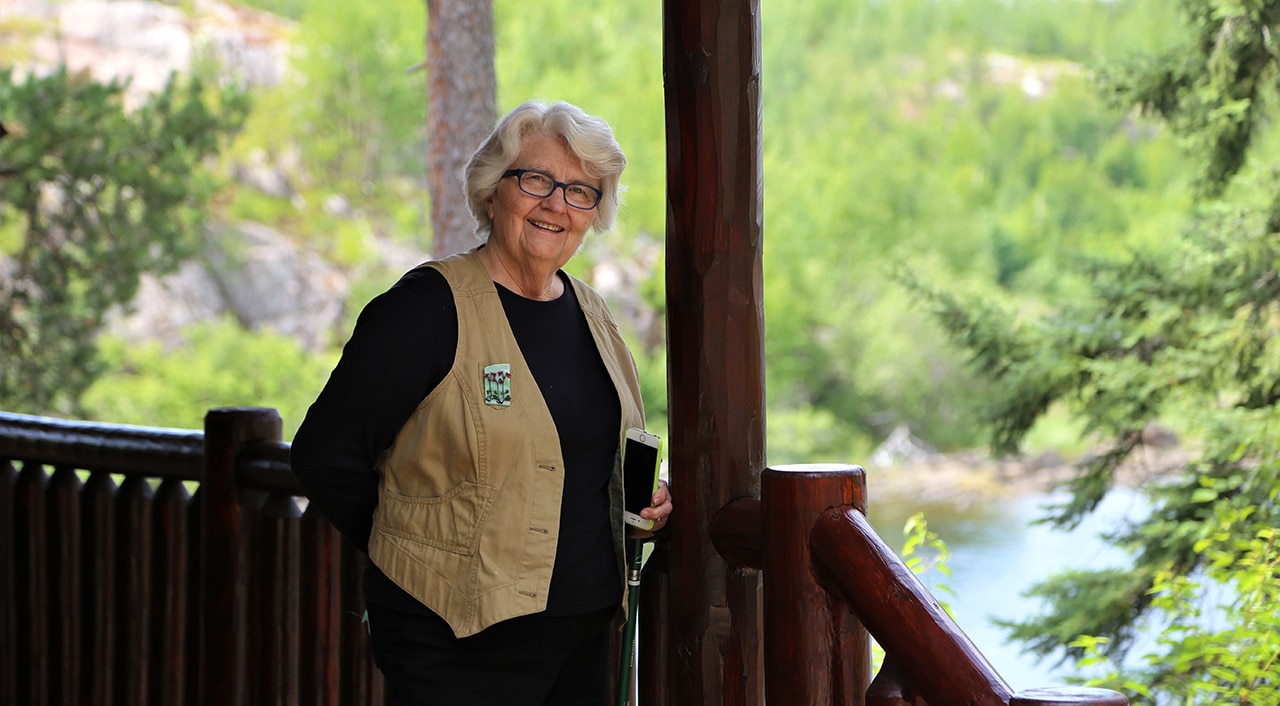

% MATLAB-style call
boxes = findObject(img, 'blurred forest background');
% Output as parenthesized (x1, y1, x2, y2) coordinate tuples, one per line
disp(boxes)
(0, 0, 1191, 455)
(3, 0, 1278, 702)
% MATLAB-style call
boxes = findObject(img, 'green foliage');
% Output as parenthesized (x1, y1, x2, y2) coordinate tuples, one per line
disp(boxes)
(997, 567, 1154, 662)
(0, 68, 247, 415)
(767, 405, 869, 467)
(630, 340, 669, 443)
(223, 0, 434, 262)
(210, 0, 1197, 461)
(1098, 0, 1280, 197)
(1, 0, 1200, 467)
(873, 512, 955, 672)
(222, 183, 296, 226)
(240, 0, 307, 21)
(903, 0, 1280, 694)
(909, 171, 1280, 666)
(760, 0, 1193, 452)
(494, 0, 665, 240)
(277, 0, 426, 184)
(901, 512, 956, 604)
(1074, 521, 1280, 705)
(83, 318, 337, 440)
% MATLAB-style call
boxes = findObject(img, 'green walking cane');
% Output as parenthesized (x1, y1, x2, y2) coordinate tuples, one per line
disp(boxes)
(618, 538, 647, 706)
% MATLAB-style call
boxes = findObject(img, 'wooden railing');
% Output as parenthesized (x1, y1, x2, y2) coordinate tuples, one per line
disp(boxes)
(0, 408, 382, 706)
(704, 464, 1130, 706)
(3, 411, 1129, 706)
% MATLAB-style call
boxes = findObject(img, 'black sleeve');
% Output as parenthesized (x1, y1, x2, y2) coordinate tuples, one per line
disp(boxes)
(290, 266, 457, 552)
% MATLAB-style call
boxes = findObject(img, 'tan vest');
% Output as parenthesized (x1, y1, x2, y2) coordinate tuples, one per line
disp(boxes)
(367, 249, 646, 637)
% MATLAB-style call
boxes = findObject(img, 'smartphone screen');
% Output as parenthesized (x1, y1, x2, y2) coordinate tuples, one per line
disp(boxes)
(623, 432, 661, 521)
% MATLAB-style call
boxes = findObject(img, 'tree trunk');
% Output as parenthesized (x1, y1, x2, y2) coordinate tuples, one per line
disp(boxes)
(426, 0, 496, 258)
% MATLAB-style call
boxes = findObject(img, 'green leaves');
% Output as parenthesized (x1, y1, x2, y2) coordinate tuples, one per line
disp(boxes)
(911, 0, 1280, 696)
(83, 319, 337, 440)
(0, 68, 246, 415)
(1105, 0, 1280, 197)
(1080, 520, 1280, 704)
(279, 0, 426, 184)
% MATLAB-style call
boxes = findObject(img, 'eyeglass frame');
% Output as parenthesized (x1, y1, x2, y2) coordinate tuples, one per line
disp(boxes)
(501, 168, 604, 210)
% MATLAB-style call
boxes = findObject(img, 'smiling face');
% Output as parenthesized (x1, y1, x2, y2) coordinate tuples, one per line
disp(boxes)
(484, 131, 600, 274)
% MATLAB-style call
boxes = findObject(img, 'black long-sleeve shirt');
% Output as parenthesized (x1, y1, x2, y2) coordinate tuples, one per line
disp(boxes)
(291, 265, 623, 616)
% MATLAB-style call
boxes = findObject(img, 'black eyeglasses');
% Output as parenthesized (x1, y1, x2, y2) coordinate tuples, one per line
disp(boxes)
(502, 169, 603, 210)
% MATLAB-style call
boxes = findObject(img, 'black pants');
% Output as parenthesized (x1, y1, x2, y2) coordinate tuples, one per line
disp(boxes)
(365, 602, 616, 706)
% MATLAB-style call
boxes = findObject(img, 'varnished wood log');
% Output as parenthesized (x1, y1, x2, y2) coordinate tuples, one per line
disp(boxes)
(253, 491, 303, 706)
(762, 465, 870, 706)
(639, 540, 672, 706)
(16, 461, 49, 706)
(47, 466, 82, 706)
(152, 478, 191, 705)
(299, 506, 343, 706)
(663, 0, 765, 703)
(709, 497, 762, 570)
(810, 506, 1012, 706)
(115, 474, 154, 706)
(200, 408, 282, 706)
(80, 471, 116, 706)
(243, 492, 270, 704)
(1012, 687, 1129, 705)
(185, 486, 204, 706)
(0, 410, 391, 705)
(0, 459, 17, 706)
(238, 439, 299, 493)
(0, 412, 203, 479)
(866, 655, 926, 706)
(724, 563, 764, 705)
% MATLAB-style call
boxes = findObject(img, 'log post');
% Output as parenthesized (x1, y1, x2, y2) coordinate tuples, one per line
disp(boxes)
(762, 464, 871, 706)
(663, 0, 765, 704)
(199, 407, 281, 706)
(638, 540, 672, 706)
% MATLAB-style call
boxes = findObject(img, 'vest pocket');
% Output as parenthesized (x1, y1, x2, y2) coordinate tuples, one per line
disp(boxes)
(374, 481, 498, 556)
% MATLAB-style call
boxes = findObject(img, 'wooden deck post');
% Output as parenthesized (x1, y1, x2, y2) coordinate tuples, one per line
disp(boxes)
(762, 465, 871, 706)
(663, 0, 766, 704)
(200, 407, 282, 706)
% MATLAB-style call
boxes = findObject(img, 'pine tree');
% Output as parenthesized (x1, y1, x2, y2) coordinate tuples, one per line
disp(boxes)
(0, 69, 247, 415)
(903, 0, 1280, 698)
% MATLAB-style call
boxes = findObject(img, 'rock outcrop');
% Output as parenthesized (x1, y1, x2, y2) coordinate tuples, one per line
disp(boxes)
(1, 0, 292, 104)
(1, 0, 390, 351)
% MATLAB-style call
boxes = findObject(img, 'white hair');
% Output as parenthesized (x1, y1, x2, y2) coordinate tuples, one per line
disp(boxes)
(463, 100, 627, 241)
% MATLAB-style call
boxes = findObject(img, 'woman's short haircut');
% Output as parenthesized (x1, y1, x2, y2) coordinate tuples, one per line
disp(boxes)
(463, 100, 627, 241)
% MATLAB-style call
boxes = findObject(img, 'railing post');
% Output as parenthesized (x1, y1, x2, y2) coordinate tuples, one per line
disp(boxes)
(638, 538, 671, 706)
(200, 407, 282, 706)
(761, 464, 871, 706)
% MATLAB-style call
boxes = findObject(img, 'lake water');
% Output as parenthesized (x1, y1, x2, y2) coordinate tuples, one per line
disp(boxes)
(866, 485, 1150, 691)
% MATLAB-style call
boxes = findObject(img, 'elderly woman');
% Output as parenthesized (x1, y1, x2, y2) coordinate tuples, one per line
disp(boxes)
(290, 100, 672, 706)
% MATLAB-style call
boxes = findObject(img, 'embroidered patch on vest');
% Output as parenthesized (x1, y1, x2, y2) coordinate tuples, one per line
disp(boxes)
(483, 363, 512, 407)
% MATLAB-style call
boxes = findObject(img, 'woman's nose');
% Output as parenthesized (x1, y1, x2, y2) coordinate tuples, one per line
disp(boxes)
(542, 186, 570, 211)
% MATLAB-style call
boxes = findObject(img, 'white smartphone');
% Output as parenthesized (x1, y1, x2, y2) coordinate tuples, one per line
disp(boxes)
(622, 428, 663, 530)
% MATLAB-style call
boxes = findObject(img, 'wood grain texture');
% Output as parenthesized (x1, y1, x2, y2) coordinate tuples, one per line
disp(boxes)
(663, 0, 766, 703)
(761, 465, 870, 706)
(811, 506, 1013, 706)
